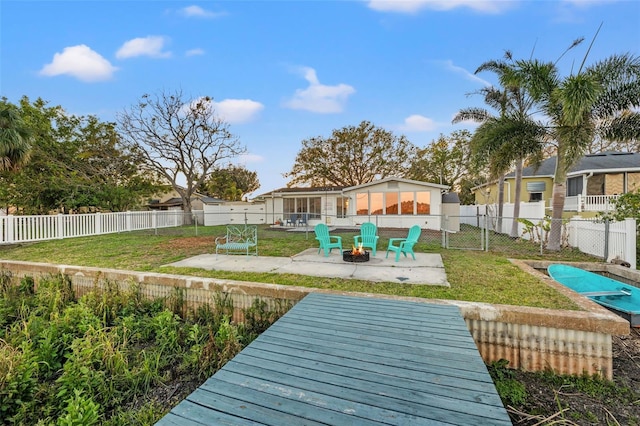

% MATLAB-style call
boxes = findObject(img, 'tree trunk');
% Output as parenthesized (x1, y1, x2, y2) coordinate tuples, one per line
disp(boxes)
(548, 154, 569, 251)
(510, 160, 523, 238)
(497, 174, 505, 233)
(183, 198, 194, 225)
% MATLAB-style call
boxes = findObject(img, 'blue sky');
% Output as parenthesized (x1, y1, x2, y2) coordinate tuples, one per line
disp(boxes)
(2, 1, 639, 197)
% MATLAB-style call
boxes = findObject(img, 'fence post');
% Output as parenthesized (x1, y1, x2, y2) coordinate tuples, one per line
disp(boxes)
(7, 215, 14, 243)
(624, 218, 637, 269)
(95, 212, 102, 235)
(126, 211, 132, 232)
(603, 218, 610, 263)
(441, 215, 447, 248)
(57, 214, 64, 239)
(484, 214, 489, 251)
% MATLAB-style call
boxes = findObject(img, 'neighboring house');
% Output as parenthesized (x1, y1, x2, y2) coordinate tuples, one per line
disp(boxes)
(148, 187, 224, 211)
(255, 177, 457, 231)
(472, 152, 640, 215)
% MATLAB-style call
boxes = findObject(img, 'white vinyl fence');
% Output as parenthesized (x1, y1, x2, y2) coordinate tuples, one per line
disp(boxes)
(0, 211, 188, 244)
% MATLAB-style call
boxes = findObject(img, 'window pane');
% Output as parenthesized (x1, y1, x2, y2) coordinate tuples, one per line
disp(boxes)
(386, 192, 398, 214)
(416, 191, 430, 214)
(400, 192, 414, 214)
(356, 193, 368, 215)
(337, 197, 349, 218)
(296, 198, 307, 213)
(283, 198, 295, 214)
(309, 197, 321, 219)
(370, 193, 383, 215)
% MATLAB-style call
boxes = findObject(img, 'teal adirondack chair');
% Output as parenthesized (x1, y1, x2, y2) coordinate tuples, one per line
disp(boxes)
(386, 225, 422, 262)
(314, 223, 343, 257)
(353, 222, 379, 256)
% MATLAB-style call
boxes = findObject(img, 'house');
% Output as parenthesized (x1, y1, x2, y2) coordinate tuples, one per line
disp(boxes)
(472, 152, 640, 214)
(255, 177, 458, 231)
(148, 187, 224, 211)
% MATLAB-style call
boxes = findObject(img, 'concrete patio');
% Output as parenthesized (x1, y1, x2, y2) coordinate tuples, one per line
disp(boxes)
(164, 248, 449, 286)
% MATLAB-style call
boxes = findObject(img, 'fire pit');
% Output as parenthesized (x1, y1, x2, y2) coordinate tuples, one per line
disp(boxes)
(343, 244, 370, 262)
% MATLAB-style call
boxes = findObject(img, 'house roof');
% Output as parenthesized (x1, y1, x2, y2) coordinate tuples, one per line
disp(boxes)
(343, 177, 449, 191)
(255, 186, 345, 198)
(149, 195, 225, 208)
(508, 151, 640, 179)
(201, 196, 226, 204)
(255, 178, 449, 199)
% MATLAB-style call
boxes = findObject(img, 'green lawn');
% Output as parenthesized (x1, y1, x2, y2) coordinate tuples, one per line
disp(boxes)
(0, 225, 599, 310)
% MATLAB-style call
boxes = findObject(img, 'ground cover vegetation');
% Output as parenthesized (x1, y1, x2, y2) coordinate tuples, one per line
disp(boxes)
(1, 226, 639, 424)
(0, 271, 290, 425)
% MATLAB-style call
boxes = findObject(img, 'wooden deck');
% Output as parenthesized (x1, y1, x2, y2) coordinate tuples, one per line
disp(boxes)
(157, 293, 512, 425)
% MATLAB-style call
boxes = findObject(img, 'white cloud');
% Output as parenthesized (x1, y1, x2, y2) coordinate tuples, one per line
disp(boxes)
(440, 60, 491, 86)
(400, 114, 438, 132)
(180, 5, 225, 18)
(185, 48, 205, 57)
(367, 0, 512, 14)
(116, 36, 171, 59)
(213, 99, 264, 124)
(237, 153, 265, 164)
(284, 67, 355, 113)
(39, 45, 118, 82)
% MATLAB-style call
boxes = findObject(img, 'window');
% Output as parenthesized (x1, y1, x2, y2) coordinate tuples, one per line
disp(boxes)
(566, 177, 582, 197)
(283, 198, 295, 215)
(356, 193, 368, 215)
(400, 192, 414, 214)
(295, 197, 307, 214)
(337, 197, 349, 218)
(386, 192, 398, 214)
(370, 193, 383, 215)
(416, 191, 430, 214)
(529, 192, 543, 202)
(308, 197, 321, 219)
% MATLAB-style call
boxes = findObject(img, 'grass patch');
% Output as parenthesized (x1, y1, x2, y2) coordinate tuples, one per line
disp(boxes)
(0, 225, 594, 310)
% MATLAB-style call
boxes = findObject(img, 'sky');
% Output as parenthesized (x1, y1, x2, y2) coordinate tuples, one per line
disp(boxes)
(1, 0, 639, 198)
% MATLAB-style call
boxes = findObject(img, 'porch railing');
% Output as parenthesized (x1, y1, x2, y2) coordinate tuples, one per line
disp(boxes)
(564, 194, 619, 212)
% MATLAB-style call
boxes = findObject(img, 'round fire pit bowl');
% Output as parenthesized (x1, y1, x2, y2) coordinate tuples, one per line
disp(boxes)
(342, 250, 370, 263)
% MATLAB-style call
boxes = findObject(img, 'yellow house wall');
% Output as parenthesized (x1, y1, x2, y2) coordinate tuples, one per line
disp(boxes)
(473, 177, 554, 205)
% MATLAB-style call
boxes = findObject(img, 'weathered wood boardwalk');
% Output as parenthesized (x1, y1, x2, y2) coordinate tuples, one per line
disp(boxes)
(157, 293, 512, 425)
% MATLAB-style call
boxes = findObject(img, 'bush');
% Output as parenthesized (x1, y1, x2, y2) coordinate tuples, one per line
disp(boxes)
(0, 272, 290, 423)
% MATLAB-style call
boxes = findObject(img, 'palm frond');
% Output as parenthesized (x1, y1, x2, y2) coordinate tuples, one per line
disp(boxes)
(452, 108, 492, 124)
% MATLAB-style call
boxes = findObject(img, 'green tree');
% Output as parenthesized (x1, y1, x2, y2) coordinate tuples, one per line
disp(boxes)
(512, 48, 640, 250)
(0, 100, 32, 171)
(604, 190, 640, 222)
(117, 89, 245, 219)
(454, 51, 543, 237)
(407, 130, 472, 191)
(202, 165, 260, 201)
(0, 97, 159, 214)
(284, 120, 415, 187)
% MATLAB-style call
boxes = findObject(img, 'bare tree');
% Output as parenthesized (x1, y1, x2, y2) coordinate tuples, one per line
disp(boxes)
(117, 90, 245, 219)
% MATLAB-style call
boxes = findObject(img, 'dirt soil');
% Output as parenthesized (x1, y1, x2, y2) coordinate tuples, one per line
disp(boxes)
(507, 327, 640, 425)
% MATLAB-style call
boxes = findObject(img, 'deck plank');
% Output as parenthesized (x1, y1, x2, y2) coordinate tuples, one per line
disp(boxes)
(156, 293, 512, 425)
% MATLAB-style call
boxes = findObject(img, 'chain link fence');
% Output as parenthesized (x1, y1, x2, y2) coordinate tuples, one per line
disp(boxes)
(131, 211, 636, 268)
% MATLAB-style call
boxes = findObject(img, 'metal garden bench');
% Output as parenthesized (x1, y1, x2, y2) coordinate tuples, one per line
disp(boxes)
(215, 225, 258, 257)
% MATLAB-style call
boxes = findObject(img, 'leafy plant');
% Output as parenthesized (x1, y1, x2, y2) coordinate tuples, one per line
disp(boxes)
(488, 359, 528, 407)
(57, 389, 100, 426)
(0, 341, 38, 423)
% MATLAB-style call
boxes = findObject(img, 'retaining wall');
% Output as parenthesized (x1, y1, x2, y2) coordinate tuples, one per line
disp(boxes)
(0, 259, 631, 379)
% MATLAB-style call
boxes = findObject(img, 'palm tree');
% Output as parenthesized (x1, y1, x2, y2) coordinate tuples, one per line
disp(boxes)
(454, 52, 541, 237)
(512, 51, 640, 250)
(0, 102, 33, 171)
